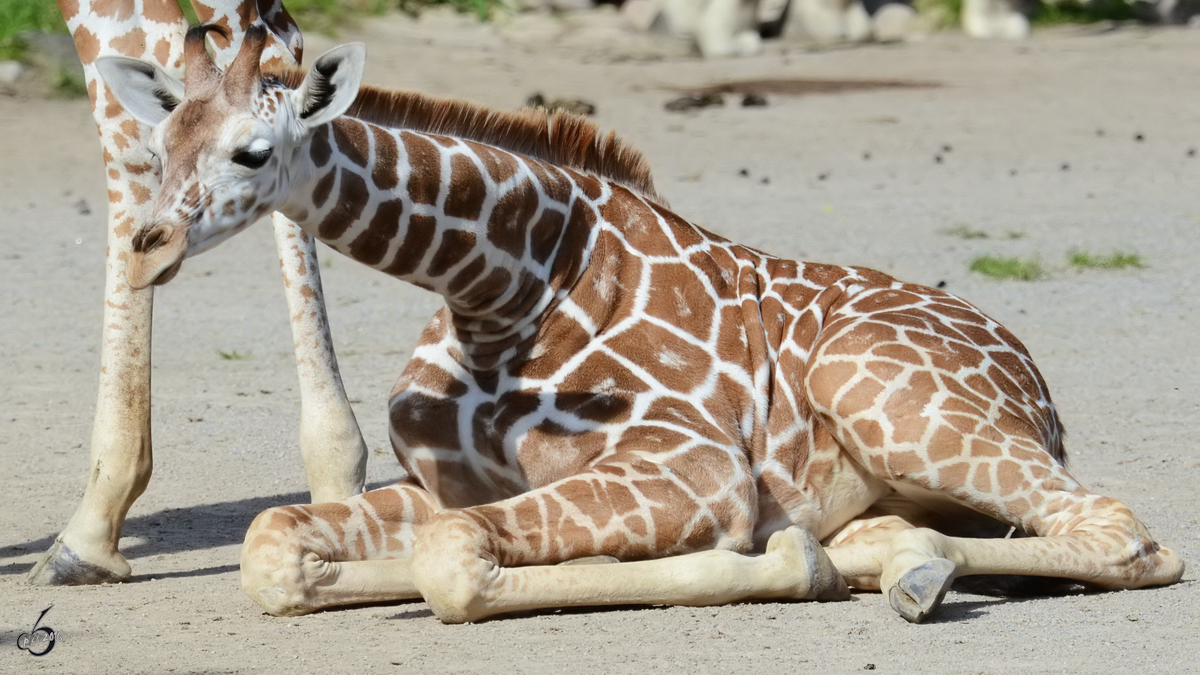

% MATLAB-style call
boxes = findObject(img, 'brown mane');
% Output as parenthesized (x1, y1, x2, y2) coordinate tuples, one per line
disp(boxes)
(271, 68, 663, 204)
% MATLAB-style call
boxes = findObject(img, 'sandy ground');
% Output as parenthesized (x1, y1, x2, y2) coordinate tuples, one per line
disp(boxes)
(1, 13, 1199, 674)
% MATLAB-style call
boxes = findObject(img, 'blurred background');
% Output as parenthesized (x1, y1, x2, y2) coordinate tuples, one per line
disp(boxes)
(3, 0, 1200, 97)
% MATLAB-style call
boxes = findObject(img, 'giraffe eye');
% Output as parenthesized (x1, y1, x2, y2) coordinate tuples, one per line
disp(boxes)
(232, 146, 273, 170)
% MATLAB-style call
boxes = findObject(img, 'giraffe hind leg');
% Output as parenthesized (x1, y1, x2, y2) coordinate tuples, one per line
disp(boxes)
(806, 290, 1184, 621)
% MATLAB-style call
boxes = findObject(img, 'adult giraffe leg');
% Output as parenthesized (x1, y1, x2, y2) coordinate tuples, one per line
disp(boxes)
(193, 3, 368, 503)
(409, 453, 848, 624)
(30, 0, 346, 584)
(805, 288, 1185, 622)
(272, 214, 367, 503)
(28, 0, 189, 586)
(205, 3, 366, 503)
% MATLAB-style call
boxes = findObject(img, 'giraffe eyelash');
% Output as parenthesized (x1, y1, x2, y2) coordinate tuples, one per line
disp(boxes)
(231, 147, 273, 169)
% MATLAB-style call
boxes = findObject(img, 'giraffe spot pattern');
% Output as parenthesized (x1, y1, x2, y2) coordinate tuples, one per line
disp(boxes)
(457, 268, 512, 311)
(486, 179, 537, 259)
(402, 133, 443, 205)
(447, 254, 487, 295)
(427, 229, 477, 277)
(349, 199, 404, 265)
(332, 119, 369, 168)
(93, 0, 134, 21)
(529, 210, 565, 265)
(111, 27, 147, 56)
(73, 26, 101, 64)
(445, 154, 487, 220)
(60, 0, 80, 21)
(381, 214, 437, 277)
(310, 125, 332, 167)
(371, 126, 399, 190)
(316, 169, 367, 240)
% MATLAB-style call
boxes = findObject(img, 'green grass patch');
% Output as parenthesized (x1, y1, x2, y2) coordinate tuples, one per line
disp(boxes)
(52, 64, 86, 97)
(940, 225, 989, 240)
(915, 0, 1140, 30)
(1033, 0, 1138, 26)
(409, 0, 503, 21)
(285, 0, 384, 34)
(0, 0, 507, 53)
(1067, 250, 1145, 269)
(915, 0, 962, 29)
(288, 0, 505, 33)
(217, 349, 251, 361)
(0, 0, 67, 61)
(969, 255, 1044, 281)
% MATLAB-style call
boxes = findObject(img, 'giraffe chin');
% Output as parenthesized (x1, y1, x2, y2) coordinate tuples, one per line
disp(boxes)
(127, 256, 184, 290)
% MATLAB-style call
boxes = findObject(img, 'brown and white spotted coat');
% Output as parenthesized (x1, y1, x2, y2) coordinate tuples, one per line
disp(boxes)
(29, 0, 370, 588)
(100, 31, 1183, 623)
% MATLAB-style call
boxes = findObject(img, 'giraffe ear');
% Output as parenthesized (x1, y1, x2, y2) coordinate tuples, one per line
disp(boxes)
(292, 43, 365, 130)
(96, 56, 185, 128)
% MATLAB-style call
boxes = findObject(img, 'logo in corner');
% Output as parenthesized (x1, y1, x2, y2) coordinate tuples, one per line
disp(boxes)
(16, 605, 57, 657)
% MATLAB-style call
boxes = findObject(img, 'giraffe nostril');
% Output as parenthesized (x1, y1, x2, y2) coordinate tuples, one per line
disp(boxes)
(135, 226, 171, 253)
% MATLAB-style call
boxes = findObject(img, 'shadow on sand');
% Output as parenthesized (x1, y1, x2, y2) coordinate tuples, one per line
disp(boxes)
(1, 481, 399, 577)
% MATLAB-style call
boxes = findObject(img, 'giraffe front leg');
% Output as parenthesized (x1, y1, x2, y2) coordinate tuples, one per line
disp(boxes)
(414, 520, 846, 624)
(408, 455, 847, 624)
(272, 213, 368, 503)
(240, 481, 439, 616)
(28, 220, 154, 585)
(30, 33, 169, 580)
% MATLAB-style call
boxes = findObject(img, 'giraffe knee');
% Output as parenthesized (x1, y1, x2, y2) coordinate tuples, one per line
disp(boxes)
(411, 511, 496, 624)
(240, 506, 332, 617)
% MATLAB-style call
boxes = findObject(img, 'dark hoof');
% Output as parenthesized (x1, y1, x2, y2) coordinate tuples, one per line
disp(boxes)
(888, 558, 956, 623)
(27, 540, 129, 586)
(810, 541, 852, 602)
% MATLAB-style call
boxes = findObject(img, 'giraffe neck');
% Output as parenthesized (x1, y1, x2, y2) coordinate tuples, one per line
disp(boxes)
(280, 117, 605, 372)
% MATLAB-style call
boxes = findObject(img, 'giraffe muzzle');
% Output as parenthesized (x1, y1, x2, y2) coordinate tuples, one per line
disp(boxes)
(127, 224, 187, 290)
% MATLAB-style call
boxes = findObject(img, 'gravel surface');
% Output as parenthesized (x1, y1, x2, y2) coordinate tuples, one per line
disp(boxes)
(2, 17, 1198, 674)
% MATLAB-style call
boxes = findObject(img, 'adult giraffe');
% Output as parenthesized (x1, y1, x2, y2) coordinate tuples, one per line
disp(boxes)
(28, 0, 368, 586)
(96, 29, 1183, 623)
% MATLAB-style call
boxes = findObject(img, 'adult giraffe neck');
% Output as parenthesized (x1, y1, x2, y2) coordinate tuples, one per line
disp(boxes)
(281, 116, 610, 373)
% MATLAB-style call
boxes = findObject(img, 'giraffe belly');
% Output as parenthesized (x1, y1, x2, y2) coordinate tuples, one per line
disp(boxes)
(753, 446, 892, 549)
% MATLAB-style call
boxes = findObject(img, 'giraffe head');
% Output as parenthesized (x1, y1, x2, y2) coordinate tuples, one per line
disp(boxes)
(97, 25, 364, 289)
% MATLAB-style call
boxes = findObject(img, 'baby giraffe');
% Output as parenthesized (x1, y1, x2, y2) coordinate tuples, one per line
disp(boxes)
(97, 25, 1182, 624)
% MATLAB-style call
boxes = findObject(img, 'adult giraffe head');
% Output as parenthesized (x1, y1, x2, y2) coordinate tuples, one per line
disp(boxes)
(97, 24, 364, 289)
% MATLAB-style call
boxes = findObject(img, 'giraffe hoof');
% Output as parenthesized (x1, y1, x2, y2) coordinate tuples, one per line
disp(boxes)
(27, 540, 130, 586)
(887, 558, 957, 623)
(766, 527, 851, 601)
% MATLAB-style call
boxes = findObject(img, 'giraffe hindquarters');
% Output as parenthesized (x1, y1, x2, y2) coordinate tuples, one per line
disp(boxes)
(804, 295, 1184, 620)
(240, 481, 438, 616)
